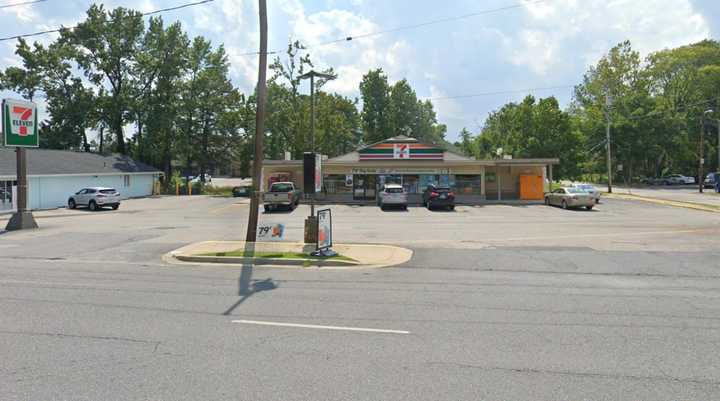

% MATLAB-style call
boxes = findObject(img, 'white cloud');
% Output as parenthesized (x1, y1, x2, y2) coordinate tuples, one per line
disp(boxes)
(0, 3, 39, 23)
(506, 0, 711, 74)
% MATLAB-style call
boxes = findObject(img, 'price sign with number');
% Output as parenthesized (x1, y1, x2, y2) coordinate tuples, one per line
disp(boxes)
(257, 223, 285, 241)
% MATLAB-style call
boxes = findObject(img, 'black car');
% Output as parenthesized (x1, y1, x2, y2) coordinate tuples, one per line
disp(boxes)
(422, 185, 455, 210)
(232, 186, 251, 197)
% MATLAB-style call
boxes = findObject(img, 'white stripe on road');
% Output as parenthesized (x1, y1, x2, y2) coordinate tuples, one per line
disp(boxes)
(232, 319, 410, 334)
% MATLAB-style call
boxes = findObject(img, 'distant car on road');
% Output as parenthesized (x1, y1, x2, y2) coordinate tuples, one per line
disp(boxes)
(422, 184, 455, 210)
(232, 186, 251, 197)
(665, 174, 695, 185)
(189, 174, 212, 183)
(704, 172, 719, 189)
(572, 183, 601, 203)
(378, 184, 408, 210)
(262, 182, 301, 212)
(68, 187, 121, 211)
(545, 187, 595, 210)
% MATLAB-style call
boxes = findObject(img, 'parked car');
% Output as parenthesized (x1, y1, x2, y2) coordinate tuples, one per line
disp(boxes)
(665, 174, 695, 185)
(571, 183, 601, 203)
(704, 172, 719, 189)
(377, 184, 408, 210)
(422, 184, 455, 210)
(68, 187, 121, 211)
(544, 187, 595, 210)
(262, 182, 301, 212)
(189, 174, 212, 183)
(232, 186, 251, 197)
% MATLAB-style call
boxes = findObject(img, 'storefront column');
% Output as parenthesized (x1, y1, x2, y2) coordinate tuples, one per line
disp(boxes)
(497, 169, 502, 201)
(480, 166, 486, 200)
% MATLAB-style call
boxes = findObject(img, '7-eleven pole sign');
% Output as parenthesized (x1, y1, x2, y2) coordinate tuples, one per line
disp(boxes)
(3, 99, 39, 147)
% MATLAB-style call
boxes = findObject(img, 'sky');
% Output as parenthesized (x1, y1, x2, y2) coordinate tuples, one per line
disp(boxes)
(1, 0, 719, 142)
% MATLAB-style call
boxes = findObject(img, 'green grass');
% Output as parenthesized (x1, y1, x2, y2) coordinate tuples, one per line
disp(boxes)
(199, 250, 356, 262)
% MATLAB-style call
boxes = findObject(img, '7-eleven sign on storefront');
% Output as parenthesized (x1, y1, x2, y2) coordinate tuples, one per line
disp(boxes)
(3, 99, 39, 147)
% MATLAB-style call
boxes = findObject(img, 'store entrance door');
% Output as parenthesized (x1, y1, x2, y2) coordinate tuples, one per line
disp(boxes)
(352, 175, 377, 201)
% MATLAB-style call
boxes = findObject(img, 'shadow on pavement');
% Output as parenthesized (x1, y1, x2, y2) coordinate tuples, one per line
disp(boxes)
(221, 241, 278, 316)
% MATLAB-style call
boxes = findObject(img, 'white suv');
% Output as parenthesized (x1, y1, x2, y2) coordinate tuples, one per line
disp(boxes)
(68, 187, 121, 211)
(377, 184, 408, 210)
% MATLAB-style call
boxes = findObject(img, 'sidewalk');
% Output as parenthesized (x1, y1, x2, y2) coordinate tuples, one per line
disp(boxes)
(607, 186, 720, 212)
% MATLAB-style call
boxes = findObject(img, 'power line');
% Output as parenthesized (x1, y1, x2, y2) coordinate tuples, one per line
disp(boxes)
(0, 0, 46, 10)
(308, 0, 550, 50)
(424, 85, 575, 101)
(0, 0, 215, 42)
(237, 0, 551, 56)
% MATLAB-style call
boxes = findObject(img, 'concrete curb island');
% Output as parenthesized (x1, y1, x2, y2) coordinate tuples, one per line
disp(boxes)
(164, 241, 413, 269)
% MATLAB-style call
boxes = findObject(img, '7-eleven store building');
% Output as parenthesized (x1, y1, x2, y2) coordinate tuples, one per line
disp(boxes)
(261, 136, 559, 204)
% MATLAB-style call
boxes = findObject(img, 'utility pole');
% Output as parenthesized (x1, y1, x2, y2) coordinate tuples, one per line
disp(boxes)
(700, 110, 714, 194)
(605, 91, 613, 193)
(699, 119, 705, 193)
(245, 0, 268, 242)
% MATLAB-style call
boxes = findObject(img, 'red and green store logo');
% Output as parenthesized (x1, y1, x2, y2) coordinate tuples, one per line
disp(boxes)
(3, 99, 39, 147)
(359, 142, 444, 160)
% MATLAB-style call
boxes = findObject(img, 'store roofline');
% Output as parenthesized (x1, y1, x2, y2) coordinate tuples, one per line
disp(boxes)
(260, 158, 560, 166)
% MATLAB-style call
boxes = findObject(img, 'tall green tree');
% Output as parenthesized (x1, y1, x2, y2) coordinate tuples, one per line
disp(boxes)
(359, 68, 393, 144)
(64, 5, 145, 154)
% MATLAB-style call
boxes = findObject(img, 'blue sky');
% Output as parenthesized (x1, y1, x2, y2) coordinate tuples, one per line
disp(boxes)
(1, 0, 719, 142)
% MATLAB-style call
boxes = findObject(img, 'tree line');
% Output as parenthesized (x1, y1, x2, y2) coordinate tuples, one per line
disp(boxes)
(0, 5, 447, 182)
(456, 40, 720, 182)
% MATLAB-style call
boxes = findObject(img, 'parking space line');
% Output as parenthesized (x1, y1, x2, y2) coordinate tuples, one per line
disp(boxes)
(231, 319, 410, 334)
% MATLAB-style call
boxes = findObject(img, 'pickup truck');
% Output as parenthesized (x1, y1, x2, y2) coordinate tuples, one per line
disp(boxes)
(263, 182, 301, 212)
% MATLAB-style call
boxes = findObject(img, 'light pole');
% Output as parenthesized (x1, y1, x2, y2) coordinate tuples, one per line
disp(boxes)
(298, 70, 335, 218)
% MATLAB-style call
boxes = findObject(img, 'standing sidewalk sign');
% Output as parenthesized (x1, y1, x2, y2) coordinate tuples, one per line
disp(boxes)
(3, 98, 39, 231)
(313, 208, 336, 257)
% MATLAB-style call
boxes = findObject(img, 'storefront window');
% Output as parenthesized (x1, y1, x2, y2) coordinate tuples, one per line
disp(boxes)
(0, 180, 17, 211)
(323, 175, 352, 194)
(454, 175, 482, 195)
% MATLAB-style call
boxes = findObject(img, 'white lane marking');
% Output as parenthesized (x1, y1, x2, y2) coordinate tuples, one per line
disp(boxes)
(232, 319, 410, 334)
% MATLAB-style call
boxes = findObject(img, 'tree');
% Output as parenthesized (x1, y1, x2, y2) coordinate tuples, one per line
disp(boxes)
(456, 127, 477, 157)
(477, 95, 583, 179)
(359, 68, 393, 143)
(0, 39, 43, 101)
(64, 5, 145, 154)
(389, 79, 416, 135)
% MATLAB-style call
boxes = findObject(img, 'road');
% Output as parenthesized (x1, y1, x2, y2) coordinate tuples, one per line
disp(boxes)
(2, 196, 720, 400)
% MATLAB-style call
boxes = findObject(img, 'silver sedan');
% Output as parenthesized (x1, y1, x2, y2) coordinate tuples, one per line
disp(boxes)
(545, 187, 596, 210)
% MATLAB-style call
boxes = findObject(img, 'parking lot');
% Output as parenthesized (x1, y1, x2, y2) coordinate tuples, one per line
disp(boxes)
(2, 196, 720, 400)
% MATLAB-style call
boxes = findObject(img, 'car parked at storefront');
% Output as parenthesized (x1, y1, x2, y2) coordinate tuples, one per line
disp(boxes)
(377, 184, 408, 210)
(545, 187, 595, 210)
(422, 184, 455, 210)
(262, 182, 301, 212)
(571, 183, 601, 203)
(68, 187, 121, 211)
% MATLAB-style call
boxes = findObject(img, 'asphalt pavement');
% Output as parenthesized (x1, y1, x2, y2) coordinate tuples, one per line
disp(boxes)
(2, 196, 720, 400)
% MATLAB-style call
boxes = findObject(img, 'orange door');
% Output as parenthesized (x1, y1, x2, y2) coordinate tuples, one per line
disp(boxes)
(520, 175, 544, 200)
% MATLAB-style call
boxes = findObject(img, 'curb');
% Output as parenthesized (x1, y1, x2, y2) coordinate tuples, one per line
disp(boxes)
(164, 241, 413, 270)
(174, 254, 360, 267)
(605, 193, 720, 213)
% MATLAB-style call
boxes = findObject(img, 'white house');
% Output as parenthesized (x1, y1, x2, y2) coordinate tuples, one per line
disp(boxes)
(0, 148, 161, 212)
